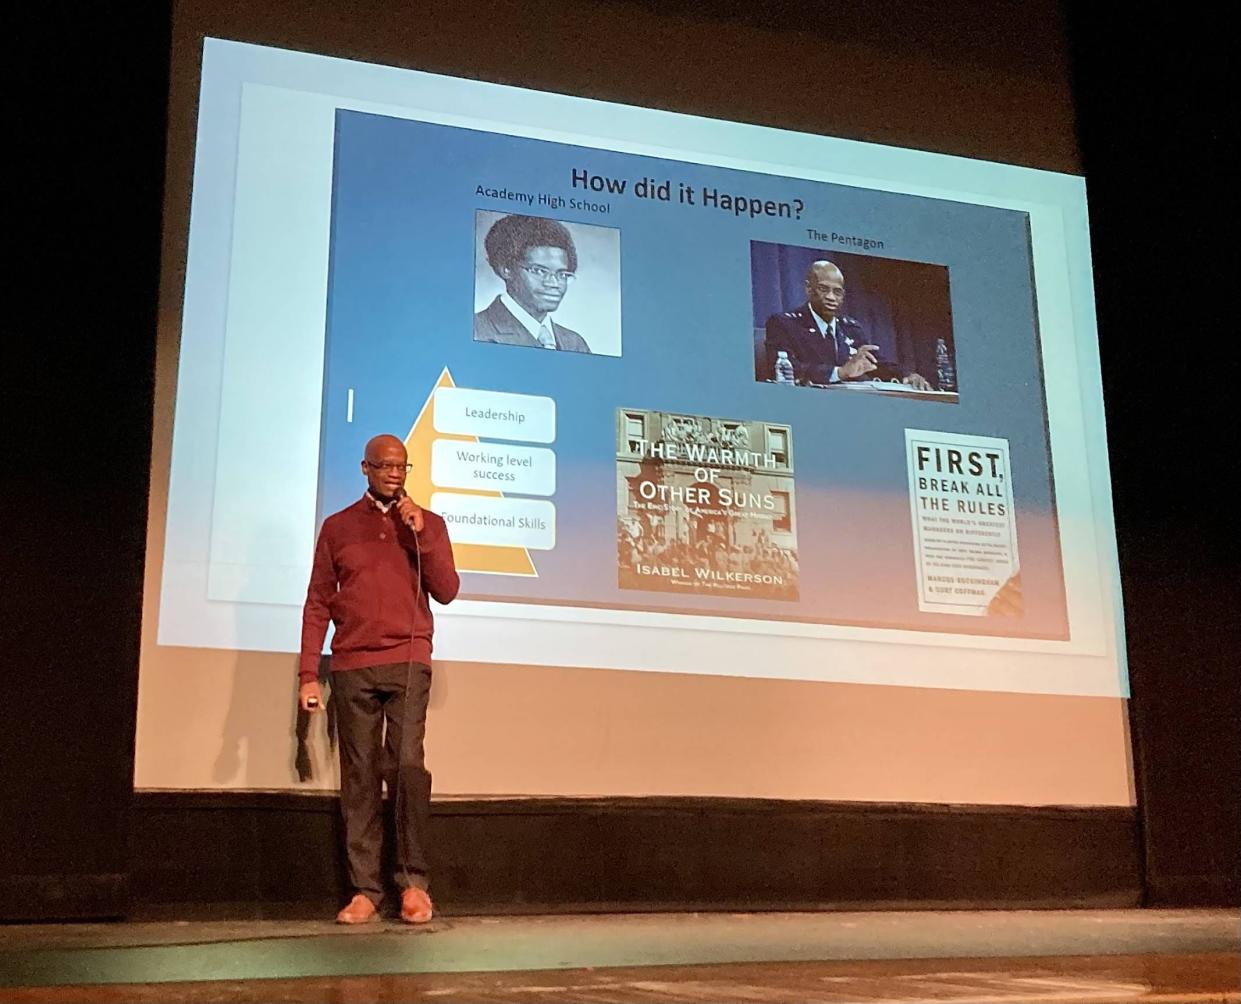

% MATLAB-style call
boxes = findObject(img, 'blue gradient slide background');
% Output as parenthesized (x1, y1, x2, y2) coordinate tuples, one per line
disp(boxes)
(320, 110, 1066, 639)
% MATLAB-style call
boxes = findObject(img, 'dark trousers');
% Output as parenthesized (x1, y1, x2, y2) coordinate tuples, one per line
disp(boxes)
(331, 661, 432, 904)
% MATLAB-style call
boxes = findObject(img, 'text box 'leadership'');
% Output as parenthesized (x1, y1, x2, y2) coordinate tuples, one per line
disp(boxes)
(434, 387, 555, 443)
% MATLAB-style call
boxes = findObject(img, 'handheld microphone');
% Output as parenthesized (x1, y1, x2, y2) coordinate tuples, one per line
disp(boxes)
(393, 487, 423, 533)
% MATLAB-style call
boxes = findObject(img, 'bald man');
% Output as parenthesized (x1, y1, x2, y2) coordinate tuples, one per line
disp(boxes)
(764, 260, 932, 390)
(299, 434, 460, 925)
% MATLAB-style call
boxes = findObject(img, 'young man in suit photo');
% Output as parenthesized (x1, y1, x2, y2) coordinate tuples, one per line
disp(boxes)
(473, 214, 592, 354)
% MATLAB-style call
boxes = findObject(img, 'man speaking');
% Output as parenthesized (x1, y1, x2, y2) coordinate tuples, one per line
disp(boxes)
(299, 434, 460, 924)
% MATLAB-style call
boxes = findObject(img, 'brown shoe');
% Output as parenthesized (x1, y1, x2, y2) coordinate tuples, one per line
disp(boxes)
(335, 893, 379, 925)
(400, 886, 433, 924)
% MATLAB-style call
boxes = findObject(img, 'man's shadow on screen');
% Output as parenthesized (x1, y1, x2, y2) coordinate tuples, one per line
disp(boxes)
(209, 524, 342, 786)
(211, 651, 336, 785)
(211, 652, 341, 785)
(293, 655, 336, 783)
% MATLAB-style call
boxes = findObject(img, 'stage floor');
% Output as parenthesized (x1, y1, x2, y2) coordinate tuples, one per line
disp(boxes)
(2, 909, 1237, 1002)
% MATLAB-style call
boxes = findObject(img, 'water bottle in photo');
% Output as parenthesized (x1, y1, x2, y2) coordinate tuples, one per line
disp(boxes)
(935, 338, 956, 392)
(774, 351, 795, 385)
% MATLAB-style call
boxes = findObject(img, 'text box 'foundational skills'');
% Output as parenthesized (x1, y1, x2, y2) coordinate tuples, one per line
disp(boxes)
(431, 493, 556, 549)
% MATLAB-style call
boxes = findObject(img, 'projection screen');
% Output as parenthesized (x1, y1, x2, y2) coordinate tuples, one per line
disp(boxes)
(136, 37, 1129, 804)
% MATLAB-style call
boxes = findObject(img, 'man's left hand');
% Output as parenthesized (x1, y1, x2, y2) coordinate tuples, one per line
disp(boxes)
(396, 495, 425, 533)
(903, 373, 933, 391)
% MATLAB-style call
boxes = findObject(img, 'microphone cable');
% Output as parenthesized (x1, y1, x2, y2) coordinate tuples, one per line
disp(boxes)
(394, 494, 423, 897)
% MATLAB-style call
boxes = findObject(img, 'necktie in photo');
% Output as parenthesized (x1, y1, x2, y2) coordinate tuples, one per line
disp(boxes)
(537, 322, 556, 349)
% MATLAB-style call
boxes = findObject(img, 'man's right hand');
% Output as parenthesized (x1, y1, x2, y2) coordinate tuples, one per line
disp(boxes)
(838, 345, 880, 380)
(299, 680, 323, 712)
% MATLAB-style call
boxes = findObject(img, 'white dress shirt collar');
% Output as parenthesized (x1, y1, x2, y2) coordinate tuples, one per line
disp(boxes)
(365, 491, 395, 514)
(808, 305, 837, 337)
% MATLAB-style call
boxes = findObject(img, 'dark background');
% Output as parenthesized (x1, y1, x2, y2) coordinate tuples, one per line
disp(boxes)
(5, 1, 1235, 919)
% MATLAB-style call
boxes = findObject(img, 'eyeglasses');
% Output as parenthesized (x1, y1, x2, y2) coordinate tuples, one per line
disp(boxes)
(365, 461, 413, 473)
(809, 283, 845, 297)
(521, 263, 576, 285)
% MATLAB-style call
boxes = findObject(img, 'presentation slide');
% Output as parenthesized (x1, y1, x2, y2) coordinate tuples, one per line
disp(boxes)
(318, 108, 1058, 637)
(153, 39, 1124, 698)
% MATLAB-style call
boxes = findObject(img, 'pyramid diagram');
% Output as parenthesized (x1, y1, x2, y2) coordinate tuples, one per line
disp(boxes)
(402, 368, 538, 576)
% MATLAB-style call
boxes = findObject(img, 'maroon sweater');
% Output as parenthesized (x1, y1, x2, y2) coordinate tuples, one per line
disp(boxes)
(299, 496, 460, 684)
